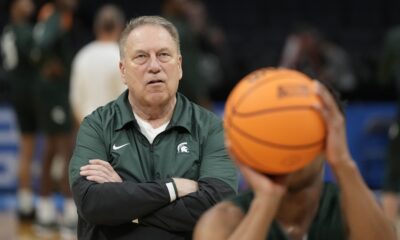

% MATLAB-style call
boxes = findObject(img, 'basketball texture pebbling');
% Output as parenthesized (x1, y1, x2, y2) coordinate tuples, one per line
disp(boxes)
(224, 68, 326, 174)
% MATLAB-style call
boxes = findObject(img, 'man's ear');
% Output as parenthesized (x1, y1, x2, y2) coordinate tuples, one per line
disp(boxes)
(119, 61, 127, 84)
(178, 55, 183, 80)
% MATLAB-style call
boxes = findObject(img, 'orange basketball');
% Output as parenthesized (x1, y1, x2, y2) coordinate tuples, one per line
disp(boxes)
(224, 68, 326, 174)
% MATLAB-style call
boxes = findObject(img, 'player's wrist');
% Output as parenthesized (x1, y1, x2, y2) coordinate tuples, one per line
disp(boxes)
(330, 157, 358, 180)
(329, 154, 355, 171)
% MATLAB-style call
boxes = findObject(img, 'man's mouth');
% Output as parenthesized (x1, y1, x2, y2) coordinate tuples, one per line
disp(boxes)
(147, 80, 164, 85)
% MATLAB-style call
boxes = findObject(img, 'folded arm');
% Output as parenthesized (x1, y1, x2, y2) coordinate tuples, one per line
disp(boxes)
(77, 160, 235, 231)
(137, 119, 238, 232)
(69, 118, 177, 225)
(139, 177, 236, 232)
(71, 176, 172, 225)
(70, 111, 238, 230)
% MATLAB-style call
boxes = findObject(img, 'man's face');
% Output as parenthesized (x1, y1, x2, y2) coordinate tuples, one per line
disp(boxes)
(119, 24, 182, 108)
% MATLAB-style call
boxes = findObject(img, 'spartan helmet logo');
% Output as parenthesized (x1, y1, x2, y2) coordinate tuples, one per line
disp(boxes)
(177, 142, 189, 153)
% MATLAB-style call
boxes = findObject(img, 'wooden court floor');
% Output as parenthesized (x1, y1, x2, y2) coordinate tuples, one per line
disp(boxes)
(0, 211, 76, 240)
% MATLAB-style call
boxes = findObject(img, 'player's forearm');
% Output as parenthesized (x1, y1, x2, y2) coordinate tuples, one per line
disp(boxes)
(332, 159, 397, 240)
(194, 202, 244, 240)
(72, 177, 172, 225)
(228, 196, 278, 240)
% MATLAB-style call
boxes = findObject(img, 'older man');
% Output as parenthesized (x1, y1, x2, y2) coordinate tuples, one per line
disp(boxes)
(69, 16, 237, 240)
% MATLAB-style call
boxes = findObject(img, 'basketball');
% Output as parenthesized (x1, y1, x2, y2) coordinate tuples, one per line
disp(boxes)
(224, 68, 326, 174)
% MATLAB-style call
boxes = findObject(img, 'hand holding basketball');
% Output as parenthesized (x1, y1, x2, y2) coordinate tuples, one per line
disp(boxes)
(238, 162, 287, 199)
(224, 68, 326, 174)
(313, 81, 352, 169)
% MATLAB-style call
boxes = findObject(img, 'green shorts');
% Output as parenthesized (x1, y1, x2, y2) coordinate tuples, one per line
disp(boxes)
(36, 80, 72, 134)
(11, 86, 40, 133)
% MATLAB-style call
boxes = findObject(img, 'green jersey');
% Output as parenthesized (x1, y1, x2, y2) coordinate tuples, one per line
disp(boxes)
(230, 182, 347, 240)
(1, 23, 38, 90)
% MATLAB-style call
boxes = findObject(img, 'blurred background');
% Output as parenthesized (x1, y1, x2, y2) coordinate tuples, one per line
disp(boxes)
(1, 0, 400, 239)
(3, 0, 400, 101)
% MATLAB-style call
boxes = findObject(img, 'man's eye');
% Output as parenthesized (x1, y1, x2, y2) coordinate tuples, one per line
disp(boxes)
(158, 52, 171, 62)
(134, 54, 147, 64)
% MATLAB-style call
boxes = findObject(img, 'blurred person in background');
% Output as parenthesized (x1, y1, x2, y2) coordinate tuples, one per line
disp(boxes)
(379, 25, 400, 230)
(0, 0, 38, 220)
(162, 0, 212, 109)
(33, 0, 77, 235)
(184, 0, 237, 103)
(280, 24, 356, 94)
(69, 4, 126, 124)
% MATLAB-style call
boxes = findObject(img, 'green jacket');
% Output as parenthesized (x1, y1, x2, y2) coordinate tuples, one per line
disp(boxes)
(230, 182, 347, 240)
(69, 91, 238, 240)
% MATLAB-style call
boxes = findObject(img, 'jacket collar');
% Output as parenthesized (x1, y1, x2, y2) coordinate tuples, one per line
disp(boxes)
(115, 90, 192, 134)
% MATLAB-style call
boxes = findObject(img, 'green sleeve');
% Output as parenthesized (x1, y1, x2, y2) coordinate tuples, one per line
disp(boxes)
(199, 116, 238, 192)
(69, 115, 109, 187)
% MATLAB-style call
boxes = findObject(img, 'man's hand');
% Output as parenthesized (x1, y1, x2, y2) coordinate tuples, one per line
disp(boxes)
(172, 178, 199, 197)
(80, 159, 122, 183)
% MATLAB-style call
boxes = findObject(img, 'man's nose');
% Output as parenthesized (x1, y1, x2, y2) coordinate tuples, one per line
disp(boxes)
(148, 55, 161, 73)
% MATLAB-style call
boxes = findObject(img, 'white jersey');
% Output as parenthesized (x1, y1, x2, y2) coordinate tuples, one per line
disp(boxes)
(70, 41, 126, 122)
